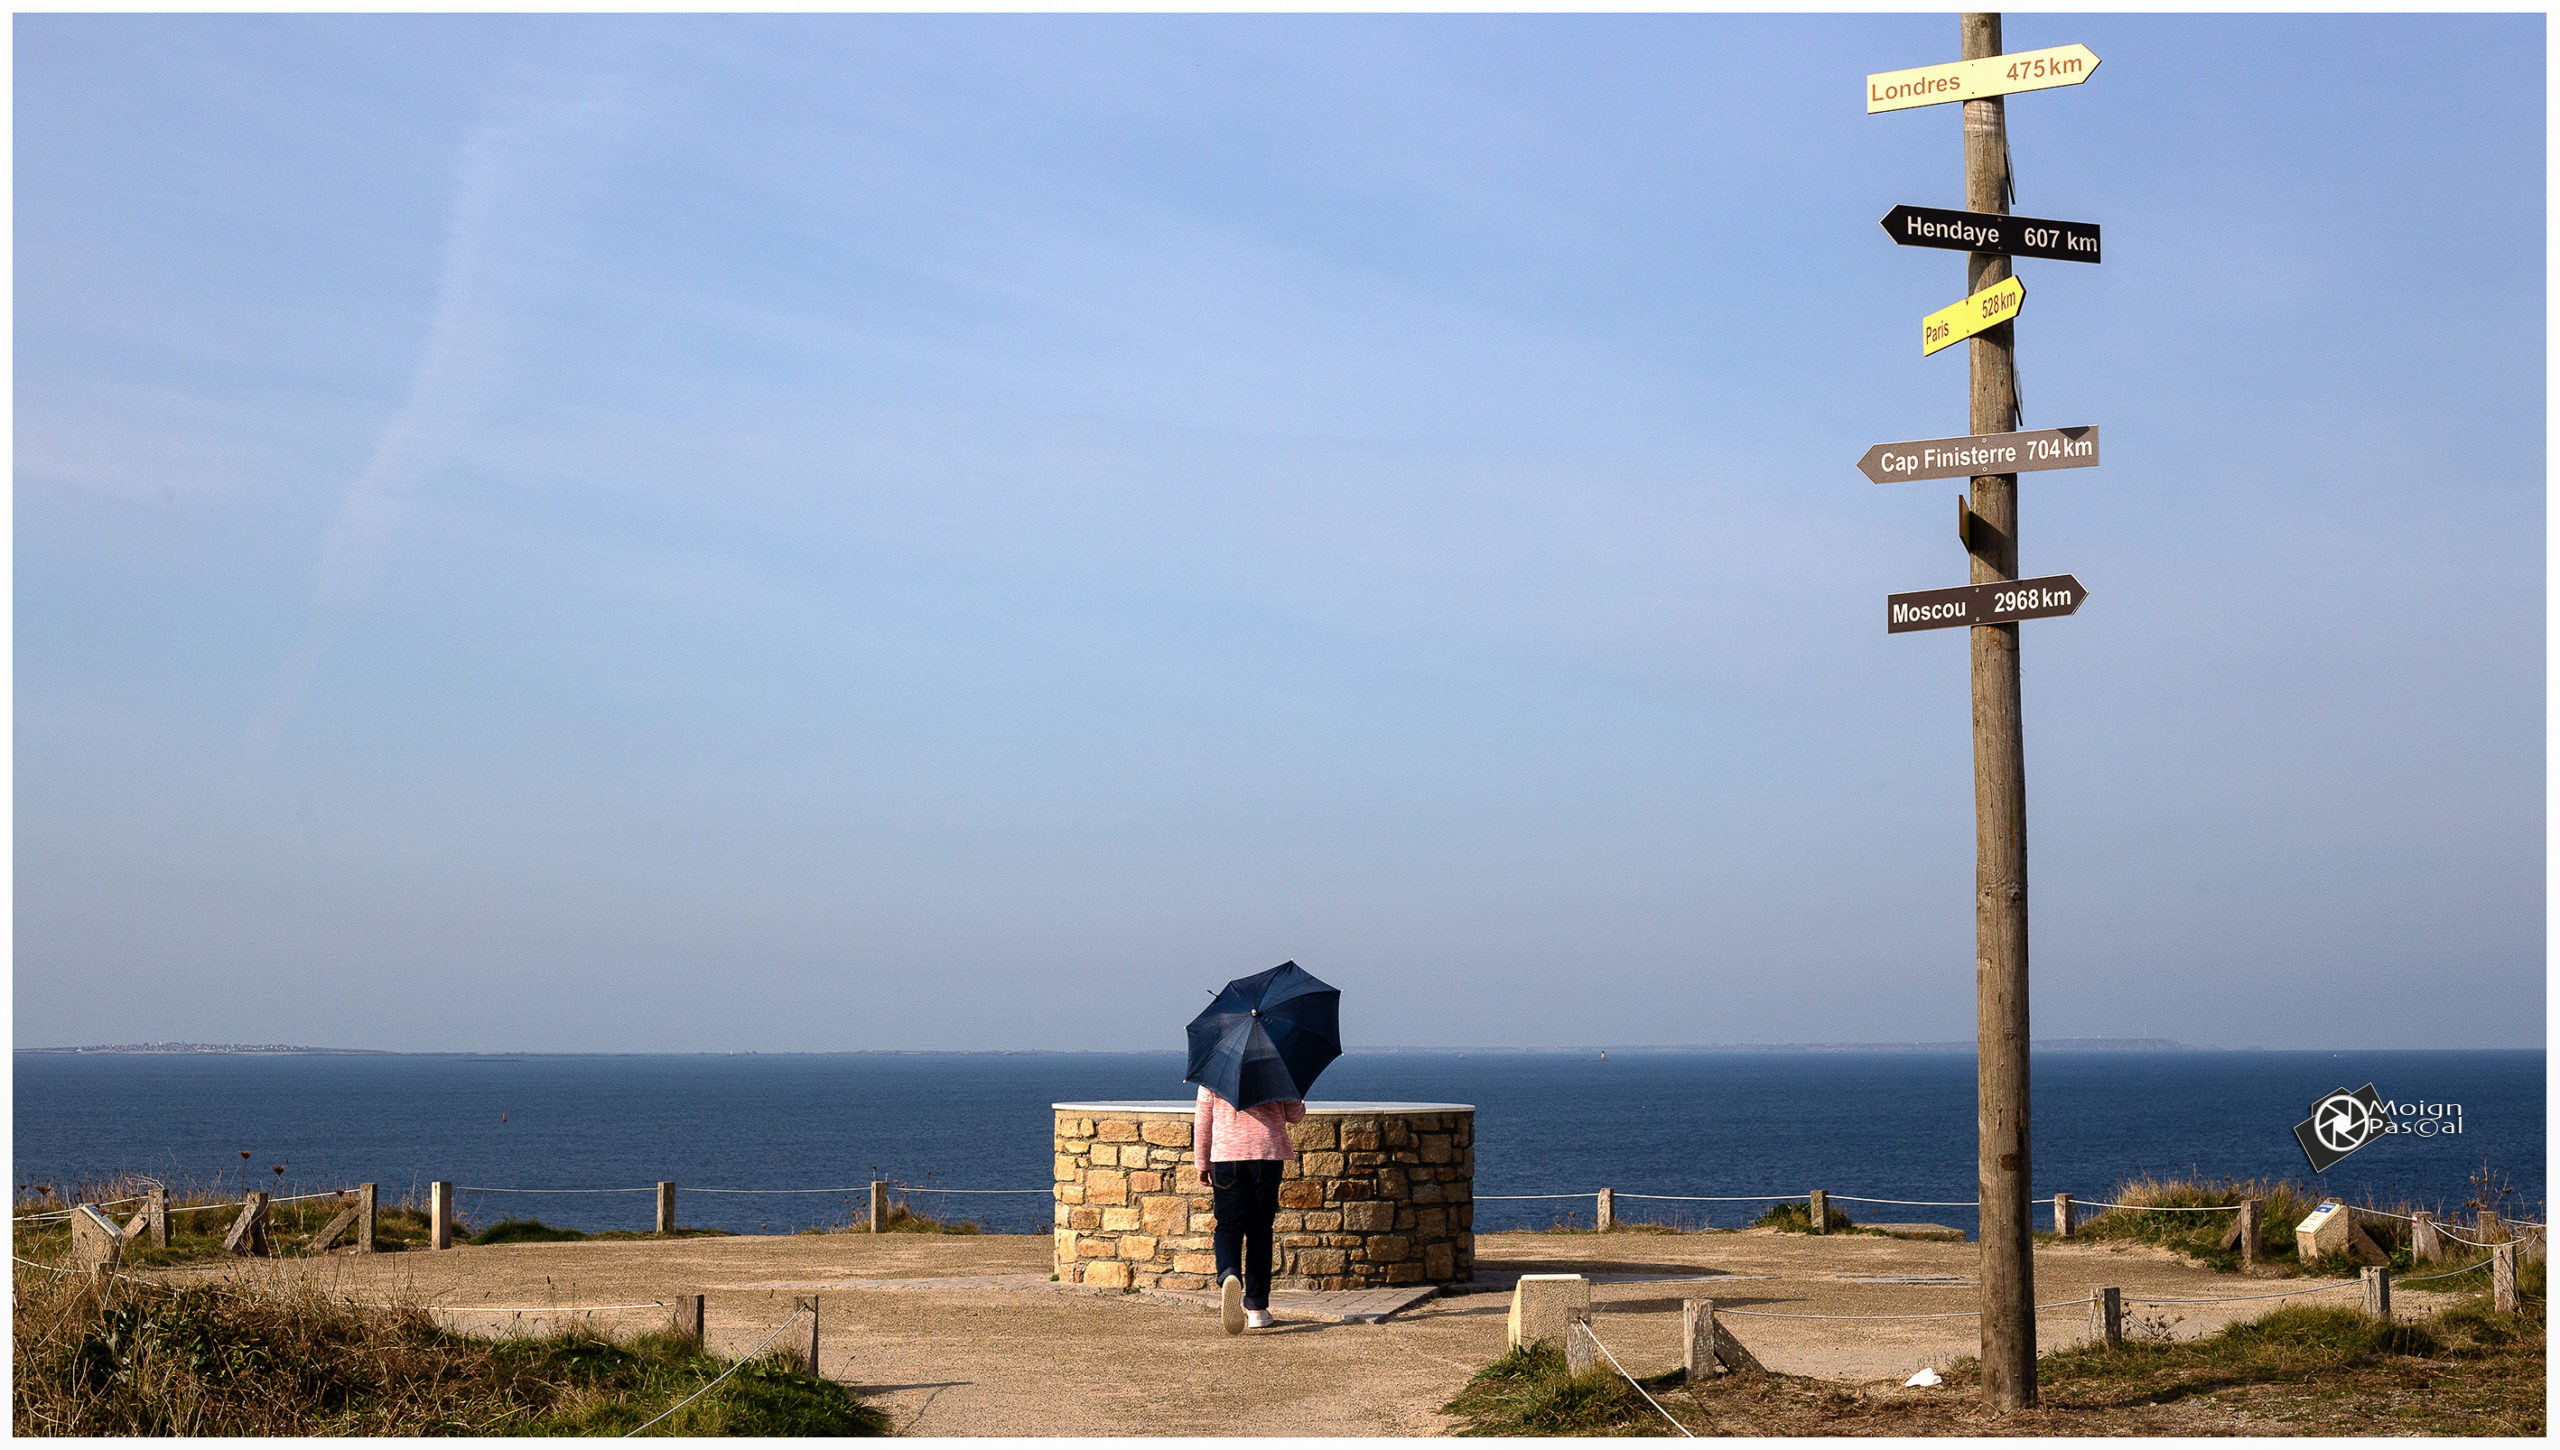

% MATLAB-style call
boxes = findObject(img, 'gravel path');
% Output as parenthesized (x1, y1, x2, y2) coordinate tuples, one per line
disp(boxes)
(149, 1228, 2469, 1436)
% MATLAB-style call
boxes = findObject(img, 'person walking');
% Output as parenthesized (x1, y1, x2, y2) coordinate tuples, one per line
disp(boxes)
(1193, 1082, 1305, 1333)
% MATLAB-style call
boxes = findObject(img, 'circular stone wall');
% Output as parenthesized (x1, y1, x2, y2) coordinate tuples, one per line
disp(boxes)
(1052, 1101, 1475, 1291)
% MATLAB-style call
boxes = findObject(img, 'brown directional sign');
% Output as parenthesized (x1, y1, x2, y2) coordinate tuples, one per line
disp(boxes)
(1882, 206, 2100, 264)
(1887, 574, 2087, 634)
(1859, 426, 2098, 484)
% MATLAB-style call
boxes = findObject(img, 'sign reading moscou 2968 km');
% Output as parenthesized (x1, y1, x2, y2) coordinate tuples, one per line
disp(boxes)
(1867, 43, 2101, 113)
(1886, 574, 2087, 634)
(1881, 205, 2100, 264)
(1859, 426, 2098, 484)
(1922, 275, 2023, 357)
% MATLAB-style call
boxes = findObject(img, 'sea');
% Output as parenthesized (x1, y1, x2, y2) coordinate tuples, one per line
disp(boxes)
(13, 1049, 2544, 1238)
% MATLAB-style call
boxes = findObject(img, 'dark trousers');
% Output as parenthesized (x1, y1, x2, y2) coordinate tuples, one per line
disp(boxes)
(1209, 1159, 1284, 1311)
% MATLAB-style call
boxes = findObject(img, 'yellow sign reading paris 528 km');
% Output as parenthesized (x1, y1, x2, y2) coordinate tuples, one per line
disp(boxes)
(1867, 44, 2101, 114)
(1921, 275, 2025, 357)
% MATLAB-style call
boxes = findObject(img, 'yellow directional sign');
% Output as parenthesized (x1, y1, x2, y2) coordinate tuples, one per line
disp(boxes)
(1921, 275, 2025, 357)
(1867, 44, 2101, 114)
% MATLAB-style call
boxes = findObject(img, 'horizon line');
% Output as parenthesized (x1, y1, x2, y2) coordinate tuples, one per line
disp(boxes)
(17, 1040, 2553, 1057)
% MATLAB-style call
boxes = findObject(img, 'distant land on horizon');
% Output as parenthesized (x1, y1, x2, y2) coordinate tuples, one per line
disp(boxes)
(18, 1037, 2446, 1057)
(23, 1038, 2554, 1058)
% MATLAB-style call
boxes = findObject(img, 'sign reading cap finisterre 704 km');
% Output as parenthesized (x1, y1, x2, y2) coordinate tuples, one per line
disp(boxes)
(1867, 43, 2100, 113)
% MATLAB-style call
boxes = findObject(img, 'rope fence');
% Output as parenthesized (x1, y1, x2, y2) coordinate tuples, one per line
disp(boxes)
(1616, 1192, 1802, 1203)
(21, 1175, 2544, 1271)
(624, 1305, 811, 1439)
(1578, 1321, 1696, 1437)
(1724, 1295, 2096, 1321)
(458, 1186, 658, 1195)
(2123, 1280, 2360, 1305)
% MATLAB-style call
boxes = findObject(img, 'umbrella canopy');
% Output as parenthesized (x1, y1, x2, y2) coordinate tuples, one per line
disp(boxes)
(1184, 961, 1341, 1111)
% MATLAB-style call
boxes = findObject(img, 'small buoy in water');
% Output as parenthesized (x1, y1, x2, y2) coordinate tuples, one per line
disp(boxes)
(500, 1112, 507, 1123)
(1599, 1051, 1606, 1060)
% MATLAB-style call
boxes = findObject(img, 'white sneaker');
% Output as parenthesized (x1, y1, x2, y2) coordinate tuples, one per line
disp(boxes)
(1221, 1274, 1245, 1335)
(1245, 1309, 1274, 1329)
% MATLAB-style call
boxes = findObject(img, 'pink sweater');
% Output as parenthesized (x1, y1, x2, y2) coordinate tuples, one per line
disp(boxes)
(1193, 1086, 1307, 1164)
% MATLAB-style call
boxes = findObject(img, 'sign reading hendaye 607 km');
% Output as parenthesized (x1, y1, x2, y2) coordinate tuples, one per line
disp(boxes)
(1887, 574, 2087, 634)
(1867, 44, 2101, 113)
(1922, 275, 2024, 357)
(1859, 426, 2098, 484)
(1882, 205, 2100, 264)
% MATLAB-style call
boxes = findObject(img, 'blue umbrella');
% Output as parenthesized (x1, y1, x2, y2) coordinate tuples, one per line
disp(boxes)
(1185, 961, 1341, 1110)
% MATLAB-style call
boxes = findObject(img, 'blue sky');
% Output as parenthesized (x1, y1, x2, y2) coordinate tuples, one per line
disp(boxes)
(14, 13, 2544, 1051)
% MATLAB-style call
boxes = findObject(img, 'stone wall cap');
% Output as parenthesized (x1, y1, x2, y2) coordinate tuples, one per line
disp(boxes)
(1051, 1100, 1474, 1114)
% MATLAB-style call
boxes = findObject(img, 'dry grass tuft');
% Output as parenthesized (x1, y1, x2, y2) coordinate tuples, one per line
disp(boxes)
(10, 1256, 884, 1435)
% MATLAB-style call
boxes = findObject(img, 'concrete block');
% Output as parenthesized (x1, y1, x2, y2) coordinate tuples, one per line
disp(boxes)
(71, 1204, 123, 1277)
(2295, 1200, 2350, 1262)
(1508, 1273, 1592, 1352)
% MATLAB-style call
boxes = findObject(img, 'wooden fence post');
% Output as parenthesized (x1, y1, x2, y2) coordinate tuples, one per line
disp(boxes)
(1682, 1297, 1763, 1378)
(305, 1191, 364, 1253)
(870, 1180, 888, 1234)
(670, 1293, 705, 1350)
(221, 1192, 271, 1257)
(789, 1296, 821, 1375)
(431, 1182, 454, 1250)
(657, 1182, 677, 1235)
(121, 1188, 168, 1248)
(2053, 1193, 2075, 1238)
(2493, 1243, 2519, 1313)
(358, 1183, 377, 1253)
(2217, 1198, 2260, 1269)
(1808, 1190, 1829, 1235)
(2089, 1287, 2122, 1348)
(2479, 1210, 2508, 1245)
(1596, 1188, 1615, 1232)
(2411, 1211, 2442, 1263)
(1564, 1314, 1597, 1377)
(2361, 1265, 2391, 1320)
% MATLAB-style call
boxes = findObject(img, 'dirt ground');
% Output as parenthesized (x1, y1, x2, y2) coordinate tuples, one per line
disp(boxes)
(150, 1228, 2472, 1436)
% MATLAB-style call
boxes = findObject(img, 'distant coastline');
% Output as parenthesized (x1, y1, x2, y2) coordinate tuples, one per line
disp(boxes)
(16, 1043, 400, 1056)
(22, 1037, 2220, 1056)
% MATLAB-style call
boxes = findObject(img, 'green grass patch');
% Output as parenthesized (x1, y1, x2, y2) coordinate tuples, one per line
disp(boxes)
(873, 1201, 983, 1235)
(2017, 1298, 2545, 1434)
(12, 1259, 887, 1436)
(1441, 1344, 1679, 1436)
(469, 1219, 592, 1246)
(2064, 1170, 2541, 1279)
(1747, 1200, 1865, 1235)
(1449, 1295, 2544, 1436)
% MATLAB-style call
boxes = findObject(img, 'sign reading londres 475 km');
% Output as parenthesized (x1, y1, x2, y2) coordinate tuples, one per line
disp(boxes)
(1867, 44, 2101, 113)
(1858, 426, 2098, 484)
(1887, 574, 2088, 634)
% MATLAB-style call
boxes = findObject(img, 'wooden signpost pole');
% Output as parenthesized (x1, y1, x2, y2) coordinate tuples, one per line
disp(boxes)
(1961, 10, 2037, 1412)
